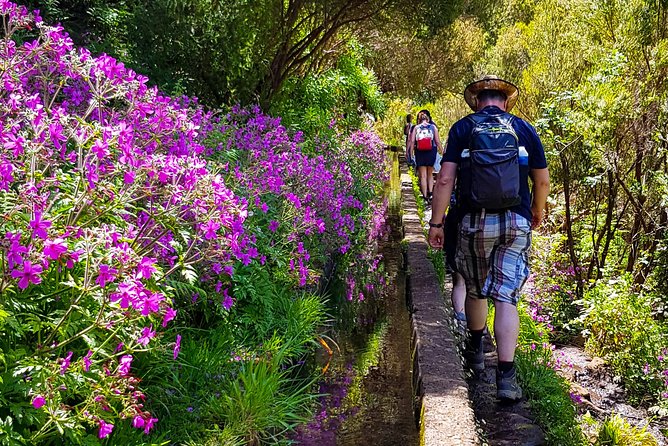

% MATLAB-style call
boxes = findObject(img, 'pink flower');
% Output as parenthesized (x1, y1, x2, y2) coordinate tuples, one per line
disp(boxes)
(60, 351, 73, 375)
(136, 257, 156, 279)
(118, 354, 133, 376)
(32, 395, 46, 409)
(91, 139, 109, 159)
(98, 420, 114, 439)
(123, 171, 135, 184)
(6, 241, 27, 269)
(202, 220, 220, 240)
(29, 212, 52, 239)
(11, 260, 43, 289)
(83, 350, 93, 372)
(4, 133, 25, 156)
(162, 307, 176, 327)
(96, 264, 118, 288)
(132, 415, 145, 429)
(173, 334, 181, 360)
(137, 325, 155, 346)
(143, 417, 158, 434)
(43, 238, 68, 260)
(139, 291, 162, 316)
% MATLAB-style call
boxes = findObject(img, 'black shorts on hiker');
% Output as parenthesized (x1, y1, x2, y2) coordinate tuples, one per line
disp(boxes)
(414, 146, 437, 167)
(444, 207, 458, 272)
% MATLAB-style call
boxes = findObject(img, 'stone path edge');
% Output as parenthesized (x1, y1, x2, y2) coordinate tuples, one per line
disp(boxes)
(401, 165, 480, 446)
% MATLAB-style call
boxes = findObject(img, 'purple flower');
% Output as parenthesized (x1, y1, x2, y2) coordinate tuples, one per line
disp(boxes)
(96, 264, 118, 288)
(268, 220, 279, 232)
(91, 138, 109, 158)
(173, 334, 182, 360)
(6, 240, 27, 269)
(43, 238, 68, 260)
(60, 351, 73, 375)
(136, 257, 156, 279)
(137, 325, 155, 346)
(118, 355, 133, 376)
(11, 260, 43, 289)
(83, 350, 93, 372)
(222, 289, 234, 310)
(202, 220, 220, 240)
(132, 415, 145, 429)
(162, 307, 177, 327)
(29, 212, 52, 239)
(143, 417, 158, 434)
(98, 420, 114, 439)
(32, 395, 46, 409)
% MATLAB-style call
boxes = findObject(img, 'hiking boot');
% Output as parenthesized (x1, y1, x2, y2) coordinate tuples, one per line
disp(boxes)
(496, 367, 523, 402)
(463, 342, 485, 373)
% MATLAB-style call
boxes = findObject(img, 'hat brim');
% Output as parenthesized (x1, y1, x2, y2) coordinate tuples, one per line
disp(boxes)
(464, 78, 519, 112)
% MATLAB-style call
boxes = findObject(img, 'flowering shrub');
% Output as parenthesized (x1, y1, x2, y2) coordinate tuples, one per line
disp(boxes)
(0, 2, 391, 443)
(0, 2, 249, 442)
(205, 108, 390, 303)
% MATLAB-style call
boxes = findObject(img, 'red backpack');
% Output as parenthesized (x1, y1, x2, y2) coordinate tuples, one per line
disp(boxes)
(415, 123, 434, 151)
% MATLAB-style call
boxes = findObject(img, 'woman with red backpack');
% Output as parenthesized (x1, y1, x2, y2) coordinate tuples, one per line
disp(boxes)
(408, 110, 443, 204)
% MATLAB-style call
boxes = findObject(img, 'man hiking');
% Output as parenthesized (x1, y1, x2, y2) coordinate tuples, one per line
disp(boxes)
(427, 75, 550, 401)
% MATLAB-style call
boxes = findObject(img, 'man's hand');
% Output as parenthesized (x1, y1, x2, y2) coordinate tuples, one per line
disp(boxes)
(530, 206, 544, 229)
(428, 226, 444, 248)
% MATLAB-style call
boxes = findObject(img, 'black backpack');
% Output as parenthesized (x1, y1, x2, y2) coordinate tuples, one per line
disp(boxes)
(458, 113, 521, 210)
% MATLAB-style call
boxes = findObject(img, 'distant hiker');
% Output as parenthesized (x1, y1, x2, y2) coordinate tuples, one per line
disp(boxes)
(427, 75, 550, 402)
(408, 110, 443, 204)
(404, 114, 414, 165)
(418, 108, 435, 125)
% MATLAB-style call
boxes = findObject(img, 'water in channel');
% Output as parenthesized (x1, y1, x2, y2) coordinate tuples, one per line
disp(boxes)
(292, 152, 419, 446)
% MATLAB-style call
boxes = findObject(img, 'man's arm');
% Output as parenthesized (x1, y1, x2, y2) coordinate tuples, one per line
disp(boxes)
(428, 162, 458, 248)
(529, 168, 550, 229)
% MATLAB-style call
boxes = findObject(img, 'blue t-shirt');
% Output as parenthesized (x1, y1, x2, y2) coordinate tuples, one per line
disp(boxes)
(442, 106, 548, 222)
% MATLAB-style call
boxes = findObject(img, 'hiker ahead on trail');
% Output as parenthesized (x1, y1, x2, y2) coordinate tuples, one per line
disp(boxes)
(403, 113, 414, 165)
(407, 110, 442, 204)
(427, 75, 550, 402)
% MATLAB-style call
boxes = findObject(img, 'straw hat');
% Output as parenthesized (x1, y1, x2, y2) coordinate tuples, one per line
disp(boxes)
(464, 75, 519, 112)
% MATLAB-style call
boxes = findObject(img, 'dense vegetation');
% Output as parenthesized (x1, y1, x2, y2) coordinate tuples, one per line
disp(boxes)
(0, 2, 394, 444)
(3, 0, 668, 443)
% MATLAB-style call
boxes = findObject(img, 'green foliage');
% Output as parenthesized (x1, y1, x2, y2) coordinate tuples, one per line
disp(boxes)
(31, 0, 465, 107)
(373, 96, 412, 148)
(583, 277, 668, 406)
(513, 305, 587, 445)
(271, 42, 386, 141)
(595, 414, 658, 446)
(204, 339, 315, 445)
(231, 264, 326, 353)
(141, 329, 316, 445)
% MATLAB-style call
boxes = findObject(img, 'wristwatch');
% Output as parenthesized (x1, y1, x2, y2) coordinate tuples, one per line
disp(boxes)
(428, 221, 443, 228)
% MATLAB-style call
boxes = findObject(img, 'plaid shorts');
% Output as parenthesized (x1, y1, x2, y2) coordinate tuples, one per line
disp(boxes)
(455, 210, 531, 306)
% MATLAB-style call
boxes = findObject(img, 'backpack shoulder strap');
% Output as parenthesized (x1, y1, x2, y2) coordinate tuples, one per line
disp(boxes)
(466, 113, 486, 125)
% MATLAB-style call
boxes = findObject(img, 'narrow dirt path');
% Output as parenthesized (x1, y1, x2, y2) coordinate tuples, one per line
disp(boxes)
(469, 332, 546, 446)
